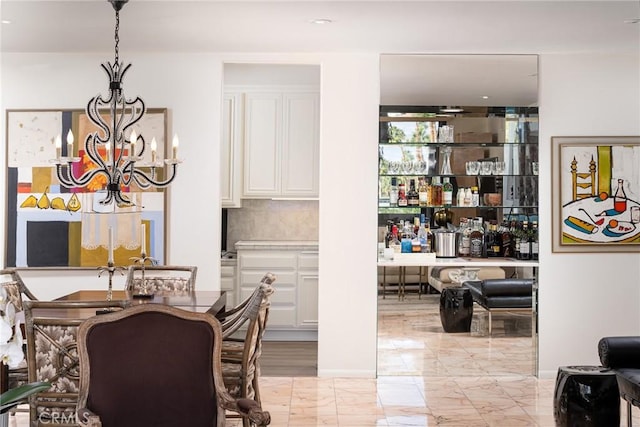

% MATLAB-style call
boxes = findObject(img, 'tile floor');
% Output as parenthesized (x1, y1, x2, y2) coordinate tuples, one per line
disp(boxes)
(8, 292, 636, 426)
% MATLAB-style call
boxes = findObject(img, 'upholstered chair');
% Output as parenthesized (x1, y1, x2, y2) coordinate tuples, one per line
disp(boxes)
(23, 300, 128, 427)
(217, 273, 275, 426)
(124, 265, 197, 295)
(75, 304, 270, 427)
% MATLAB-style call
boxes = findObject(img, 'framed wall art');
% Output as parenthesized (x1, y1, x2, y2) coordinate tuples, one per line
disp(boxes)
(552, 135, 640, 253)
(5, 108, 168, 268)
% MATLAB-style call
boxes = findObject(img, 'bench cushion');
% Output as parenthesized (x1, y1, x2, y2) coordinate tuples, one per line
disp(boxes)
(616, 369, 640, 407)
(463, 279, 533, 309)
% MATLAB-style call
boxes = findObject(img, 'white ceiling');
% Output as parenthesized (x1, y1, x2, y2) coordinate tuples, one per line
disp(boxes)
(2, 1, 639, 106)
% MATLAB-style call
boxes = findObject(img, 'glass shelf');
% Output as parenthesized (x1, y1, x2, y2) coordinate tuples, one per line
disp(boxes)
(379, 173, 539, 178)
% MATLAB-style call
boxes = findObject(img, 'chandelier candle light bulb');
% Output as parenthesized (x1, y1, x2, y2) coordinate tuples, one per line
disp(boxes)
(66, 129, 74, 157)
(172, 135, 179, 159)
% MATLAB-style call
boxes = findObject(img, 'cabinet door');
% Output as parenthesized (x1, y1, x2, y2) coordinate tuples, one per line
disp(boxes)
(243, 93, 281, 197)
(297, 271, 318, 328)
(281, 93, 319, 197)
(221, 93, 243, 208)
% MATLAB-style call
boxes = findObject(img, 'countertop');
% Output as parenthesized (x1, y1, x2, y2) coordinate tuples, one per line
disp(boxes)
(234, 240, 319, 251)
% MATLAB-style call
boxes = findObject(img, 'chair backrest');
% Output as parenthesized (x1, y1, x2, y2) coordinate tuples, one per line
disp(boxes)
(1, 268, 37, 311)
(124, 265, 197, 294)
(23, 300, 128, 427)
(76, 304, 228, 427)
(220, 273, 275, 403)
(220, 272, 276, 338)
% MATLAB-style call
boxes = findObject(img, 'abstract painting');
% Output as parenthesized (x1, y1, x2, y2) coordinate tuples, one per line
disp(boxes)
(552, 136, 640, 252)
(5, 109, 168, 267)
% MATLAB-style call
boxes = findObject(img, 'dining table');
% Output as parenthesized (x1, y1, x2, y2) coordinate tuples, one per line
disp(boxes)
(54, 289, 227, 316)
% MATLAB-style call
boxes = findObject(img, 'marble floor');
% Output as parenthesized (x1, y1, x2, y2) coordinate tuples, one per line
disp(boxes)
(8, 292, 636, 426)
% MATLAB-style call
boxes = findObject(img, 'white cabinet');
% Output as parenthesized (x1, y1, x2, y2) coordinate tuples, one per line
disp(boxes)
(297, 251, 319, 328)
(236, 242, 318, 340)
(221, 93, 243, 208)
(220, 260, 237, 307)
(243, 91, 319, 198)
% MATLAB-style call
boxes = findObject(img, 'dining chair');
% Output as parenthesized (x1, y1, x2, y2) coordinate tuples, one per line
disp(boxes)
(1, 268, 38, 393)
(23, 300, 128, 427)
(124, 265, 197, 295)
(218, 273, 276, 426)
(75, 304, 271, 427)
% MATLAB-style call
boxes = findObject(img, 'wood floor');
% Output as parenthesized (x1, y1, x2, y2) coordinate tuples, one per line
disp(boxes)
(260, 341, 318, 376)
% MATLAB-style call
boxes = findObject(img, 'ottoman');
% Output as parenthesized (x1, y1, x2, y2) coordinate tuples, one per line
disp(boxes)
(439, 287, 473, 333)
(553, 365, 620, 426)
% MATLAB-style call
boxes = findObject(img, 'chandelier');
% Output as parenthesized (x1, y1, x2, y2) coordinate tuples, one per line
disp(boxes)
(51, 0, 180, 207)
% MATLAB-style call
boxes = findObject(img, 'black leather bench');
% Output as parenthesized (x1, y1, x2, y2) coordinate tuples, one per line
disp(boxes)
(462, 278, 534, 334)
(598, 336, 640, 426)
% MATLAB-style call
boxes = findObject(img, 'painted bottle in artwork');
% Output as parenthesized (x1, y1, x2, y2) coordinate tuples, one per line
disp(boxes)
(613, 179, 627, 213)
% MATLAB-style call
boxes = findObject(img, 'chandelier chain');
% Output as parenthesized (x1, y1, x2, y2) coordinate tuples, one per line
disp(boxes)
(114, 9, 120, 65)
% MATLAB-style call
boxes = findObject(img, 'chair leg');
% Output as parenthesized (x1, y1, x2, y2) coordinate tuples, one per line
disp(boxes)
(488, 311, 492, 335)
(628, 401, 633, 427)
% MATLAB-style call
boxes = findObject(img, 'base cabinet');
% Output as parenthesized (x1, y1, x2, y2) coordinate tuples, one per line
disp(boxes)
(220, 261, 237, 307)
(236, 242, 318, 340)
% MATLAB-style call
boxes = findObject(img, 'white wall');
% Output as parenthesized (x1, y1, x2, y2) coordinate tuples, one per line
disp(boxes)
(537, 53, 640, 378)
(1, 51, 380, 377)
(3, 51, 640, 378)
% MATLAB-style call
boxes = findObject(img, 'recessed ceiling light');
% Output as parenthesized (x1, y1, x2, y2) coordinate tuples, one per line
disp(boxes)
(624, 18, 640, 24)
(440, 106, 465, 113)
(481, 96, 489, 100)
(310, 18, 332, 25)
(1, 20, 12, 24)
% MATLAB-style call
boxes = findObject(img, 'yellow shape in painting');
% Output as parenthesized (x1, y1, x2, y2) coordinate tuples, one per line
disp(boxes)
(67, 193, 81, 212)
(20, 195, 37, 208)
(37, 188, 50, 209)
(51, 197, 66, 210)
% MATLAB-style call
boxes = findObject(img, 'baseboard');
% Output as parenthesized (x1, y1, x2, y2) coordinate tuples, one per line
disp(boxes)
(317, 368, 376, 378)
(263, 329, 318, 341)
(538, 369, 558, 379)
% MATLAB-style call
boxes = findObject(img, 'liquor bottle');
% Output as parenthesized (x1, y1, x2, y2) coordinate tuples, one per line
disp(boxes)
(485, 221, 501, 257)
(400, 221, 415, 253)
(389, 177, 398, 206)
(614, 179, 627, 213)
(408, 179, 419, 206)
(418, 177, 429, 207)
(417, 222, 432, 253)
(388, 225, 401, 253)
(469, 217, 486, 258)
(431, 176, 443, 207)
(471, 186, 480, 207)
(397, 180, 408, 207)
(500, 217, 513, 258)
(511, 219, 521, 259)
(464, 187, 472, 207)
(458, 218, 471, 257)
(531, 220, 539, 260)
(442, 177, 453, 207)
(457, 187, 466, 207)
(519, 220, 530, 260)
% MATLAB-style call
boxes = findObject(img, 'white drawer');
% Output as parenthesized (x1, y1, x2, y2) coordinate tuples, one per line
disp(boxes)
(298, 252, 318, 269)
(240, 285, 295, 304)
(239, 252, 297, 269)
(266, 306, 296, 327)
(221, 265, 235, 277)
(220, 276, 235, 291)
(240, 270, 295, 287)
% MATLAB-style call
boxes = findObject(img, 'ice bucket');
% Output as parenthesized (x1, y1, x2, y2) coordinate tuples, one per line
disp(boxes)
(434, 230, 458, 258)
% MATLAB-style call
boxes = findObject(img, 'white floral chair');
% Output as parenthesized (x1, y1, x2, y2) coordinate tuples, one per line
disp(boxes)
(23, 300, 127, 427)
(124, 265, 197, 295)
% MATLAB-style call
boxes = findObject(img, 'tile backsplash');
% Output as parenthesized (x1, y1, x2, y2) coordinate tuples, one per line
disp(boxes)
(226, 199, 319, 249)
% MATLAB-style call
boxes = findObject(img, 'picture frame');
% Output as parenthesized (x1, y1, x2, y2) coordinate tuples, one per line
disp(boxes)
(5, 108, 168, 268)
(551, 135, 640, 253)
